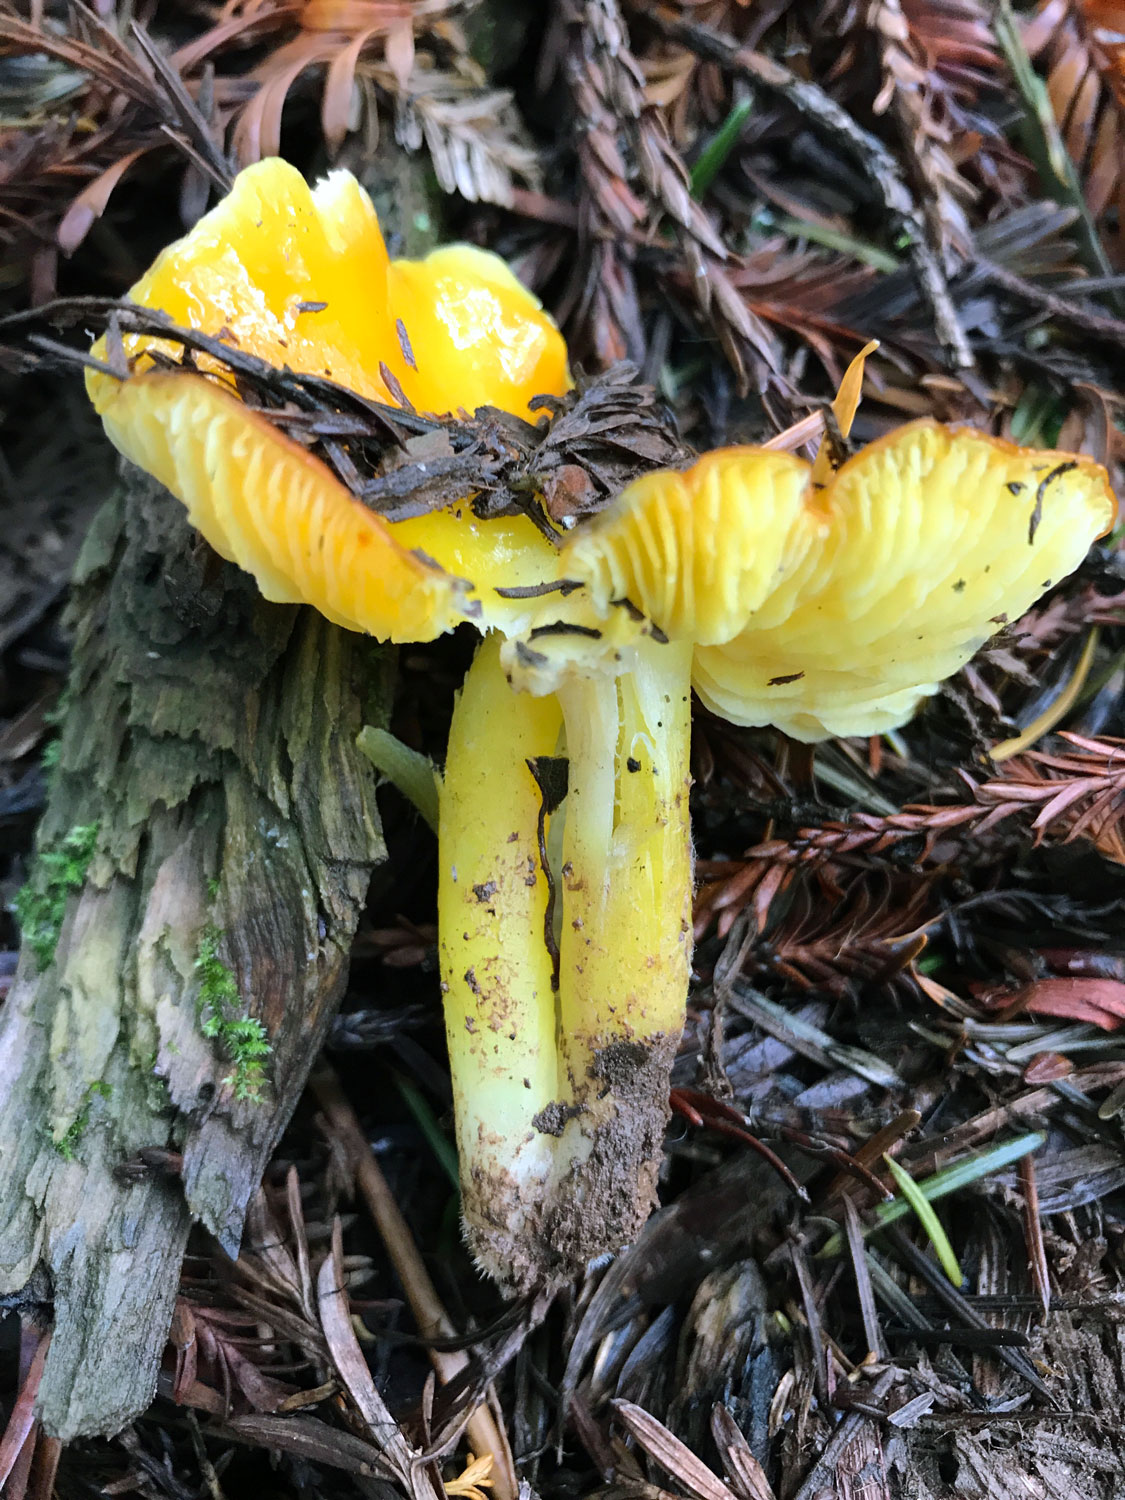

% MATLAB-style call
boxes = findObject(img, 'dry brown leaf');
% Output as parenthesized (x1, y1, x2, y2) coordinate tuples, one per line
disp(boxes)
(1009, 975, 1125, 1029)
(221, 1413, 400, 1480)
(710, 1406, 777, 1500)
(56, 147, 153, 254)
(384, 15, 415, 89)
(611, 1399, 740, 1500)
(322, 27, 381, 151)
(316, 1218, 429, 1491)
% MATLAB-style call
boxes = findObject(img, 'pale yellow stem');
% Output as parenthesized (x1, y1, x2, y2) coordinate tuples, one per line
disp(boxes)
(556, 636, 694, 1051)
(439, 633, 694, 1289)
(438, 633, 563, 1274)
(548, 636, 694, 1250)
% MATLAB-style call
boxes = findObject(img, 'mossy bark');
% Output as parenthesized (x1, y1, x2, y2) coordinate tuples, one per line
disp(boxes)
(0, 467, 391, 1438)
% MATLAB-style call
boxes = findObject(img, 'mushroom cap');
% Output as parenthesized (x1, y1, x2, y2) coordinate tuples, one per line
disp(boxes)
(390, 244, 568, 419)
(88, 158, 568, 417)
(87, 158, 570, 641)
(98, 371, 465, 639)
(88, 161, 396, 404)
(560, 420, 1117, 741)
(562, 446, 818, 645)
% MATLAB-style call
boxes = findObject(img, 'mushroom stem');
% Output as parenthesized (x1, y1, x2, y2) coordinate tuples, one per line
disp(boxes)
(555, 635, 692, 1092)
(438, 633, 563, 1276)
(439, 634, 693, 1290)
(550, 636, 693, 1262)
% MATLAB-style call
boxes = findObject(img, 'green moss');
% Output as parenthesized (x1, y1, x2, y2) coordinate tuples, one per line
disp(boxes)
(54, 1080, 113, 1161)
(14, 822, 100, 969)
(135, 1047, 174, 1114)
(42, 688, 70, 731)
(194, 925, 271, 1102)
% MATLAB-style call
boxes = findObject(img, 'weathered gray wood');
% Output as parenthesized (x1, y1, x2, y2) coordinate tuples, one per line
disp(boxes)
(0, 468, 391, 1437)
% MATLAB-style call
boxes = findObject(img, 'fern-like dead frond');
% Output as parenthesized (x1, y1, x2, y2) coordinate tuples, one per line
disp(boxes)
(820, 0, 1014, 197)
(703, 731, 1125, 889)
(390, 68, 541, 207)
(1025, 0, 1125, 227)
(867, 0, 979, 269)
(901, 0, 1005, 100)
(559, 0, 787, 395)
(0, 0, 539, 297)
(696, 863, 935, 997)
(724, 240, 879, 380)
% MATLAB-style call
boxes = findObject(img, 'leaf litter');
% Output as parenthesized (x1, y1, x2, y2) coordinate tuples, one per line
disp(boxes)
(5, 1, 1125, 1497)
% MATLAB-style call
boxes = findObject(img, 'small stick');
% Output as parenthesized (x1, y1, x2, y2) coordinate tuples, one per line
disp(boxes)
(311, 1067, 518, 1500)
(843, 1197, 883, 1362)
(822, 1108, 921, 1203)
(974, 260, 1125, 355)
(0, 1327, 49, 1491)
(185, 1409, 228, 1500)
(789, 1242, 830, 1409)
(1018, 1153, 1051, 1317)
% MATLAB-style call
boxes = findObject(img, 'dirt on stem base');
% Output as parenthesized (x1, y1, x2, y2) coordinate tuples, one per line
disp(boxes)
(462, 1031, 677, 1293)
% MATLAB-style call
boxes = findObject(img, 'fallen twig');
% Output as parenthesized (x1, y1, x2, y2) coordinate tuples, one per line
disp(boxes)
(311, 1067, 518, 1500)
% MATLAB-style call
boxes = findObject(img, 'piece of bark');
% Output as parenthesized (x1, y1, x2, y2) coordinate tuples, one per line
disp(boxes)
(0, 465, 391, 1438)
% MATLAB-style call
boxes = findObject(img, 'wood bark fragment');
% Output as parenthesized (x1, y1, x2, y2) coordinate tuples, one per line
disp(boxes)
(790, 1370, 895, 1500)
(0, 465, 391, 1438)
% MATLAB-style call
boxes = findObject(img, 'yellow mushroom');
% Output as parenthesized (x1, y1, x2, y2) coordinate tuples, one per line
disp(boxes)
(439, 626, 693, 1287)
(86, 156, 569, 640)
(87, 171, 1118, 1294)
(491, 374, 1114, 1285)
(561, 419, 1116, 740)
(85, 157, 686, 1290)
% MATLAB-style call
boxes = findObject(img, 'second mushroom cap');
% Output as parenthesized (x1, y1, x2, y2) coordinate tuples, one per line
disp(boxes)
(551, 420, 1116, 740)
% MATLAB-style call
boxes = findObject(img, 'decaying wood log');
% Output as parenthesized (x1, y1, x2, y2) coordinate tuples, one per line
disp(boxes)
(0, 465, 391, 1437)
